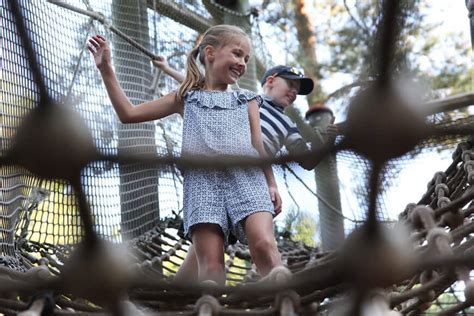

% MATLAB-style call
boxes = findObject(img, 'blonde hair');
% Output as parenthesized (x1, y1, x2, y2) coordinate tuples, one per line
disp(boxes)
(177, 25, 250, 101)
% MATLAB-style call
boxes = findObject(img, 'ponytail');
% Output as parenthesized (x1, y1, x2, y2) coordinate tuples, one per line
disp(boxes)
(177, 46, 205, 101)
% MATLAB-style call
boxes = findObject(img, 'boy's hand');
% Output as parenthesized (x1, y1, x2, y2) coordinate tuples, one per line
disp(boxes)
(151, 56, 185, 83)
(152, 56, 169, 70)
(88, 35, 111, 70)
(269, 186, 282, 216)
(325, 116, 338, 144)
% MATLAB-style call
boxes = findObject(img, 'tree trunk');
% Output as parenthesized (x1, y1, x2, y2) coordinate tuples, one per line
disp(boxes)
(292, 0, 322, 104)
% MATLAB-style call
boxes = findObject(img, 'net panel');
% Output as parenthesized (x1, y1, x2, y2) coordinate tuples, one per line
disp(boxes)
(2, 1, 45, 262)
(1, 0, 192, 250)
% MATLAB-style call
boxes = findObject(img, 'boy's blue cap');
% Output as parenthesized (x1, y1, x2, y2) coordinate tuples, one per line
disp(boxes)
(260, 65, 314, 95)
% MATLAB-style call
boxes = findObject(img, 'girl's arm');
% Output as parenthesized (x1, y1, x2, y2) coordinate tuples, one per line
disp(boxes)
(152, 56, 185, 84)
(88, 35, 183, 123)
(248, 100, 282, 215)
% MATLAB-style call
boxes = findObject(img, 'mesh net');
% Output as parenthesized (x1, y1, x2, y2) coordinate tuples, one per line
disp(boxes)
(1, 0, 327, 253)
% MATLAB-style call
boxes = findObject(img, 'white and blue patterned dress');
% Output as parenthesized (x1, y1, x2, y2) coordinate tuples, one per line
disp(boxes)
(181, 89, 274, 245)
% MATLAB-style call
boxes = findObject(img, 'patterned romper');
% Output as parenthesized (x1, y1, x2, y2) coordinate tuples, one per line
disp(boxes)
(181, 89, 275, 245)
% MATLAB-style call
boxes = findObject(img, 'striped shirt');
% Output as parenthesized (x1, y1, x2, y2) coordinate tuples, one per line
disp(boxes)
(260, 95, 311, 168)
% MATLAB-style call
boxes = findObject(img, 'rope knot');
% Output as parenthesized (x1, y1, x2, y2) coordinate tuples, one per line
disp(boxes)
(195, 294, 221, 316)
(274, 290, 300, 316)
(426, 227, 452, 255)
(436, 196, 450, 208)
(264, 266, 292, 287)
(435, 183, 449, 198)
(408, 206, 435, 230)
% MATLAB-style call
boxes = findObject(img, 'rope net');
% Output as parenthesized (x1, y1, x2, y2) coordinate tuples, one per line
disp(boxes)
(1, 0, 473, 315)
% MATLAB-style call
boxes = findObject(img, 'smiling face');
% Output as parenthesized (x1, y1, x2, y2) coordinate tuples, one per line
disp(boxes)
(263, 76, 300, 108)
(204, 36, 251, 89)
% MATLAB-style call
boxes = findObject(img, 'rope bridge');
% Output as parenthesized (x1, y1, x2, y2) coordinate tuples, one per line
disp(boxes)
(1, 0, 473, 315)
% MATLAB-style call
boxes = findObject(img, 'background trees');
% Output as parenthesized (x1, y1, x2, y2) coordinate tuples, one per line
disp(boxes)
(256, 0, 471, 112)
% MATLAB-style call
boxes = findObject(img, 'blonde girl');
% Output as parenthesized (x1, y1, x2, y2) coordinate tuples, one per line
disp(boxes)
(88, 25, 283, 284)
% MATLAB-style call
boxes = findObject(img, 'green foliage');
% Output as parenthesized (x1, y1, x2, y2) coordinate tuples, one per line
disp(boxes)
(258, 1, 472, 107)
(282, 207, 318, 247)
(322, 0, 426, 79)
(425, 292, 459, 312)
(323, 0, 471, 102)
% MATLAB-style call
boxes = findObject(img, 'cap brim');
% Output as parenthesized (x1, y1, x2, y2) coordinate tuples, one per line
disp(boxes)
(279, 75, 314, 95)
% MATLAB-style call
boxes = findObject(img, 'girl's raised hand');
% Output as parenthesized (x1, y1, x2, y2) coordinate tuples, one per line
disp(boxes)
(87, 35, 110, 69)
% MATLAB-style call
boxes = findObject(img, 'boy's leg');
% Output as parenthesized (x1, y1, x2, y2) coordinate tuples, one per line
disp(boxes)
(191, 223, 226, 285)
(173, 245, 198, 285)
(243, 212, 282, 276)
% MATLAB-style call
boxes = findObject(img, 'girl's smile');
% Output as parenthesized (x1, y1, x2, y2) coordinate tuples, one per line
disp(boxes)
(207, 38, 251, 87)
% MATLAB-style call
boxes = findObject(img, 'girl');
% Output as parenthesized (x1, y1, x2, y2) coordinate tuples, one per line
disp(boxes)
(88, 25, 283, 285)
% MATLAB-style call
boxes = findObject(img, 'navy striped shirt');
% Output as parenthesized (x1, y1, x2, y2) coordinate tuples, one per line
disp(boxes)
(259, 95, 311, 167)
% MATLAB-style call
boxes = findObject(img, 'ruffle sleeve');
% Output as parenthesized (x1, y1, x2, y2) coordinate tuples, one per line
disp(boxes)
(233, 89, 264, 108)
(184, 89, 243, 110)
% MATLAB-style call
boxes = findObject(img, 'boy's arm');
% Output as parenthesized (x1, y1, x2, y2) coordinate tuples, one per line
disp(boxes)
(285, 131, 319, 170)
(248, 100, 282, 215)
(152, 56, 185, 83)
(286, 123, 338, 170)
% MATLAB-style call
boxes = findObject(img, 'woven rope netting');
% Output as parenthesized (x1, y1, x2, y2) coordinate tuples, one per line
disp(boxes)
(1, 0, 473, 315)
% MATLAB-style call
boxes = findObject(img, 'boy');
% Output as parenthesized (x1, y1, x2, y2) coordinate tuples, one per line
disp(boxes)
(153, 59, 337, 283)
(258, 65, 336, 168)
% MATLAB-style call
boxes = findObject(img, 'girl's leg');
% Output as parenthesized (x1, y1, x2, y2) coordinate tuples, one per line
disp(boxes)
(243, 212, 283, 276)
(191, 223, 226, 285)
(173, 245, 198, 284)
